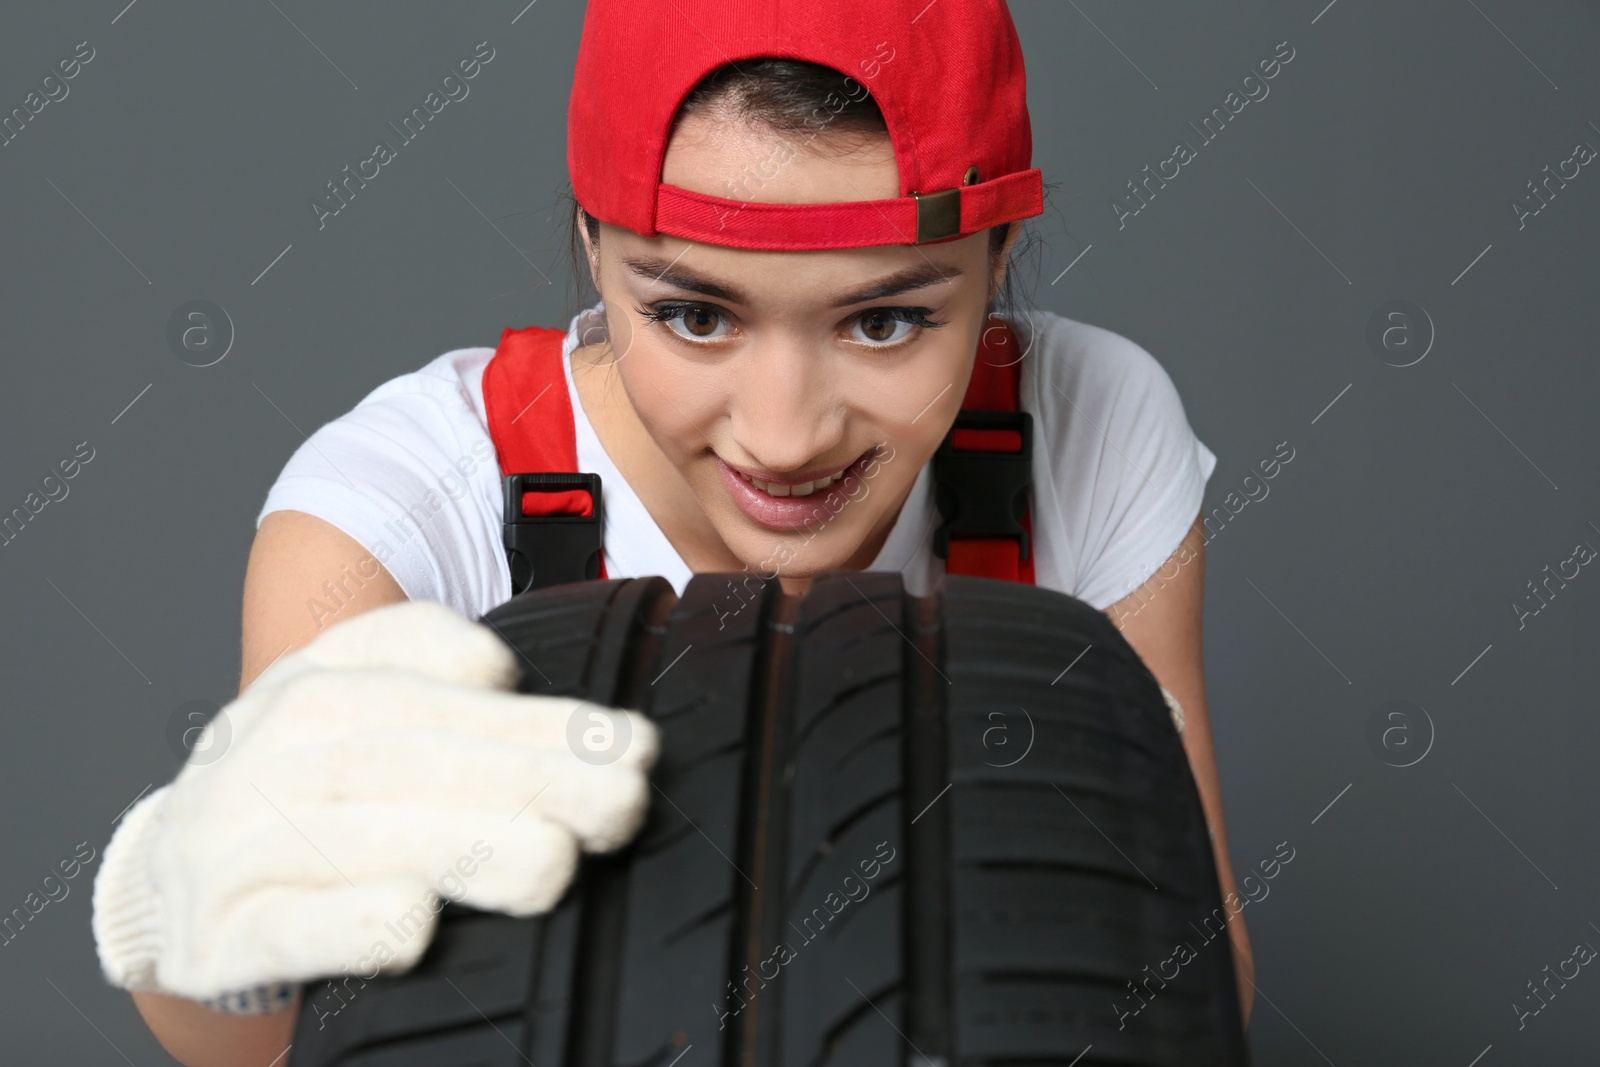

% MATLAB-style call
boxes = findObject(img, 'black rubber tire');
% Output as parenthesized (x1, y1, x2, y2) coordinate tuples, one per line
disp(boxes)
(290, 572, 1250, 1066)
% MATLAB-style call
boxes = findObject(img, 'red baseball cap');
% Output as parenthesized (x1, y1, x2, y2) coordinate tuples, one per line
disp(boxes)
(567, 0, 1045, 251)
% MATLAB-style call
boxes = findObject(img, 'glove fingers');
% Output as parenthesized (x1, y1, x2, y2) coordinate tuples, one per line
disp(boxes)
(447, 814, 582, 916)
(250, 734, 652, 852)
(254, 675, 659, 775)
(255, 600, 520, 693)
(209, 805, 582, 912)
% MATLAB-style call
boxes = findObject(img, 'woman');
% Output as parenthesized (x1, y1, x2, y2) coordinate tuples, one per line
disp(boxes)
(95, 1, 1252, 1062)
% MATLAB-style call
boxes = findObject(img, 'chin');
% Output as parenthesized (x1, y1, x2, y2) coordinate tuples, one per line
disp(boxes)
(716, 517, 875, 580)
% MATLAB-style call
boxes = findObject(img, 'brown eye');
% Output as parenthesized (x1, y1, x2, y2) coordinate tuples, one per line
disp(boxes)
(849, 306, 947, 347)
(683, 306, 720, 337)
(859, 310, 896, 342)
(638, 302, 732, 343)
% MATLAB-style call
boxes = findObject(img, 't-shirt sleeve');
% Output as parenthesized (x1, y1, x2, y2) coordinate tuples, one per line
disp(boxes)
(1034, 321, 1217, 611)
(253, 353, 509, 618)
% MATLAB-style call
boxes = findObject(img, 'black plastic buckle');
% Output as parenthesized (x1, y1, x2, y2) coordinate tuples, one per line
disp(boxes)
(501, 472, 603, 595)
(932, 409, 1033, 561)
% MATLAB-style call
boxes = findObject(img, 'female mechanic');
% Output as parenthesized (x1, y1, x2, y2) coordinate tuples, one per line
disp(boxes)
(92, 2, 1253, 1062)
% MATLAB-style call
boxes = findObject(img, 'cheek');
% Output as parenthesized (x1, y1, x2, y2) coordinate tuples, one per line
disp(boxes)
(875, 409, 946, 480)
(616, 344, 719, 458)
(876, 351, 973, 460)
(819, 352, 970, 515)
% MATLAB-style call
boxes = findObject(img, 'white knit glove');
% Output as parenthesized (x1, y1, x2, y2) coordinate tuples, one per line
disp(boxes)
(1159, 685, 1187, 738)
(91, 599, 657, 1006)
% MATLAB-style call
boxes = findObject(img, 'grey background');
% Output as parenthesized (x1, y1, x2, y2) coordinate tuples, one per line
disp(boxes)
(1, 0, 1596, 1062)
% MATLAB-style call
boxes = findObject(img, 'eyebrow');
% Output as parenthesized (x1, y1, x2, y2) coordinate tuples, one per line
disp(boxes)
(621, 256, 965, 308)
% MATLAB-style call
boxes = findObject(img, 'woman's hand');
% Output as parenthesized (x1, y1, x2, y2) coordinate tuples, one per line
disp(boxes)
(92, 598, 657, 1004)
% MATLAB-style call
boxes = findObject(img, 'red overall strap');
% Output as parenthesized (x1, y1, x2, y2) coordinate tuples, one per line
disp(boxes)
(482, 326, 606, 579)
(943, 321, 1037, 585)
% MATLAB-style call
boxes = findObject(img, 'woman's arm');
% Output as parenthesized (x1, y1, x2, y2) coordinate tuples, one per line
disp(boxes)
(1105, 510, 1256, 1027)
(131, 509, 408, 1067)
(239, 510, 411, 692)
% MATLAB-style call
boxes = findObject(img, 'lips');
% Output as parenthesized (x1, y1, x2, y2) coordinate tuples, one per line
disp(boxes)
(716, 449, 873, 531)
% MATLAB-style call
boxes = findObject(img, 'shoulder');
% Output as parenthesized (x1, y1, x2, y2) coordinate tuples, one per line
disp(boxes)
(347, 346, 499, 426)
(257, 345, 500, 475)
(1007, 308, 1216, 609)
(254, 344, 510, 614)
(1012, 308, 1204, 463)
(262, 343, 508, 504)
(1013, 307, 1182, 413)
(292, 345, 505, 468)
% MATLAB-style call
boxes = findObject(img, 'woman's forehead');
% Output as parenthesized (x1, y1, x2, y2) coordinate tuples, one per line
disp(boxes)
(660, 109, 901, 207)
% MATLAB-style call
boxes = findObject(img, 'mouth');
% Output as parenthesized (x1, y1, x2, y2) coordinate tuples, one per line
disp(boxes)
(716, 448, 876, 531)
(731, 466, 851, 498)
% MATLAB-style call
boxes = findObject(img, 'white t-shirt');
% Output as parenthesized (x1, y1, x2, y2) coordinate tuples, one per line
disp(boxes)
(256, 300, 1217, 617)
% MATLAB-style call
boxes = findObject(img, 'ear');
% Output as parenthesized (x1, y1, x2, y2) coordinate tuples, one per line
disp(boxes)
(988, 221, 1023, 302)
(577, 205, 602, 287)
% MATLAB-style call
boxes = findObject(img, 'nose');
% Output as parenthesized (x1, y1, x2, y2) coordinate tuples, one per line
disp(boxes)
(726, 340, 846, 476)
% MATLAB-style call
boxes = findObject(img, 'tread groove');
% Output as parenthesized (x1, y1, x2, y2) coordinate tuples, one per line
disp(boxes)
(728, 581, 796, 1067)
(903, 583, 952, 1061)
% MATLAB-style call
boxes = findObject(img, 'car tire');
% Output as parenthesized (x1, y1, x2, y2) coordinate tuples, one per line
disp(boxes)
(289, 571, 1250, 1066)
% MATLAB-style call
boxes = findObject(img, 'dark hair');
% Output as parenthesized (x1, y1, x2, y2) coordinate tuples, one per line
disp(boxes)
(563, 57, 1038, 319)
